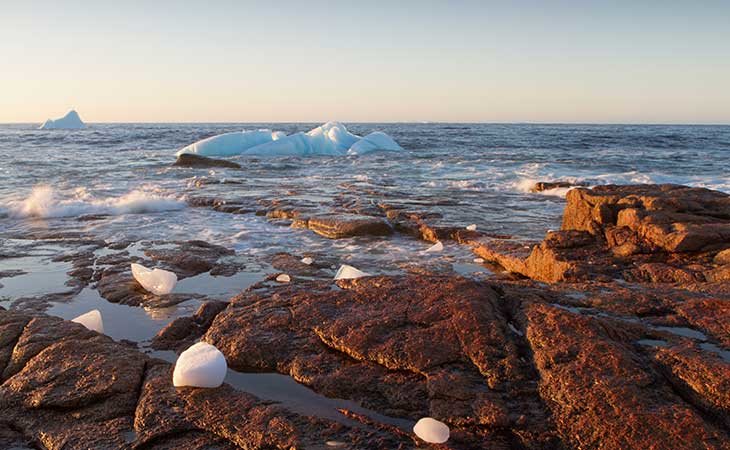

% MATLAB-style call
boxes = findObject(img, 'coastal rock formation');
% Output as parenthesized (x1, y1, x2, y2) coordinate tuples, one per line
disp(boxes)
(464, 184, 730, 285)
(0, 308, 414, 449)
(173, 153, 242, 169)
(151, 273, 729, 449)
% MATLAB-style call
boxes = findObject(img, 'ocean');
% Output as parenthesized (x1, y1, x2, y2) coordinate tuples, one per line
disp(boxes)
(0, 122, 729, 341)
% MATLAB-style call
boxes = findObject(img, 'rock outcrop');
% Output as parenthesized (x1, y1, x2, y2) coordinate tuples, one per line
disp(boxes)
(173, 153, 242, 169)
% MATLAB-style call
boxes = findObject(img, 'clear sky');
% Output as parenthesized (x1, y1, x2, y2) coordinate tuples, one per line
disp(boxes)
(2, 0, 729, 123)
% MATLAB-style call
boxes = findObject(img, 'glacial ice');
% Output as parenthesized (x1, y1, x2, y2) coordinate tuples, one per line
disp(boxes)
(276, 273, 291, 283)
(334, 264, 371, 280)
(176, 122, 403, 158)
(130, 263, 177, 295)
(173, 341, 227, 388)
(176, 130, 281, 157)
(72, 309, 104, 333)
(301, 257, 314, 265)
(347, 132, 404, 155)
(39, 110, 85, 130)
(413, 417, 450, 444)
(424, 241, 444, 253)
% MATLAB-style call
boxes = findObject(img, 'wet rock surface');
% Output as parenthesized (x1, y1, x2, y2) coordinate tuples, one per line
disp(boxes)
(0, 308, 415, 450)
(173, 153, 242, 169)
(2, 183, 729, 449)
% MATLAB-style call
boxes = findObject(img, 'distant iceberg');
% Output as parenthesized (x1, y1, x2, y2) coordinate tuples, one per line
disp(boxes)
(39, 110, 85, 130)
(177, 122, 403, 157)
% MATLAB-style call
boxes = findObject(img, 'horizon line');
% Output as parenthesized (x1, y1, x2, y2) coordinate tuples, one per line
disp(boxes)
(2, 120, 730, 126)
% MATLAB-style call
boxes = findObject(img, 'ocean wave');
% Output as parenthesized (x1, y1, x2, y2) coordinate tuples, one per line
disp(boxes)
(2, 185, 185, 219)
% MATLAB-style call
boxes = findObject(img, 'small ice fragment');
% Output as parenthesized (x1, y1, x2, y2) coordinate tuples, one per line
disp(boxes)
(508, 322, 524, 336)
(173, 342, 227, 388)
(72, 309, 104, 333)
(301, 257, 314, 265)
(424, 241, 444, 253)
(413, 417, 450, 444)
(131, 263, 177, 295)
(326, 442, 347, 448)
(334, 264, 371, 280)
(473, 258, 485, 263)
(276, 273, 291, 283)
(466, 224, 477, 231)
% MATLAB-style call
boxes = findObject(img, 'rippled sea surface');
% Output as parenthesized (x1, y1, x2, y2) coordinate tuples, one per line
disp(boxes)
(1, 122, 729, 318)
(1, 122, 728, 415)
(2, 123, 729, 240)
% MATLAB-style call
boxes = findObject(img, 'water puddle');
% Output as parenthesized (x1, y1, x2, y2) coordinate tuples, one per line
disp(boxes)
(48, 288, 204, 343)
(150, 350, 414, 432)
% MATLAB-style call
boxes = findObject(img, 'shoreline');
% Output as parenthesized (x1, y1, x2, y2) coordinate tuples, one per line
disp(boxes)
(1, 182, 728, 448)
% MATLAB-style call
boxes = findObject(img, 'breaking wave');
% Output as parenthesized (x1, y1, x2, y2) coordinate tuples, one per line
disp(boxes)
(3, 185, 185, 219)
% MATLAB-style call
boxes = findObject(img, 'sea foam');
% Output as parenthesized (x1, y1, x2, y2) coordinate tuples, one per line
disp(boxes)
(4, 185, 185, 219)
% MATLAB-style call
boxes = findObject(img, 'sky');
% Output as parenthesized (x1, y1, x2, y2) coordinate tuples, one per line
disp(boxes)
(1, 1, 729, 124)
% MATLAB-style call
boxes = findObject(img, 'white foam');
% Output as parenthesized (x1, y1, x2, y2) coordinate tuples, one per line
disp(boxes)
(39, 110, 85, 130)
(413, 417, 450, 444)
(71, 309, 104, 333)
(334, 264, 371, 280)
(301, 257, 314, 265)
(466, 224, 477, 231)
(5, 185, 185, 219)
(131, 263, 178, 295)
(173, 341, 227, 388)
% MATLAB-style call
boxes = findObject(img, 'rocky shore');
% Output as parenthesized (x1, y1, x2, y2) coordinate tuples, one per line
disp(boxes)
(1, 184, 728, 449)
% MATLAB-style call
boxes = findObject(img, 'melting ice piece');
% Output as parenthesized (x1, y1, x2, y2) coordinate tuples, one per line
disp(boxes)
(473, 257, 485, 263)
(72, 309, 104, 333)
(413, 417, 450, 444)
(301, 257, 314, 265)
(173, 342, 227, 388)
(347, 131, 404, 155)
(39, 110, 85, 130)
(424, 241, 444, 253)
(466, 224, 477, 231)
(177, 122, 403, 157)
(176, 130, 280, 157)
(131, 263, 177, 295)
(276, 273, 291, 283)
(334, 264, 371, 280)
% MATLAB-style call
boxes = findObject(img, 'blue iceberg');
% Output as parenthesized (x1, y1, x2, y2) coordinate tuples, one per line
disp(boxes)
(39, 110, 85, 130)
(176, 122, 403, 157)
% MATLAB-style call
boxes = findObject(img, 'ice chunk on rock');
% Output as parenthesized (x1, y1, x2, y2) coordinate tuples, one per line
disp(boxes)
(301, 257, 314, 265)
(72, 309, 104, 333)
(276, 273, 291, 283)
(347, 132, 404, 155)
(334, 264, 371, 280)
(473, 257, 485, 263)
(466, 224, 477, 231)
(131, 263, 177, 295)
(173, 342, 227, 388)
(39, 110, 85, 130)
(413, 417, 450, 444)
(424, 241, 444, 253)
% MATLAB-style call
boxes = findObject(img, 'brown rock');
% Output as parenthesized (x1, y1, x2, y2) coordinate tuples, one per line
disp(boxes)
(307, 214, 393, 239)
(173, 153, 241, 169)
(525, 302, 729, 449)
(529, 180, 586, 193)
(205, 275, 559, 448)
